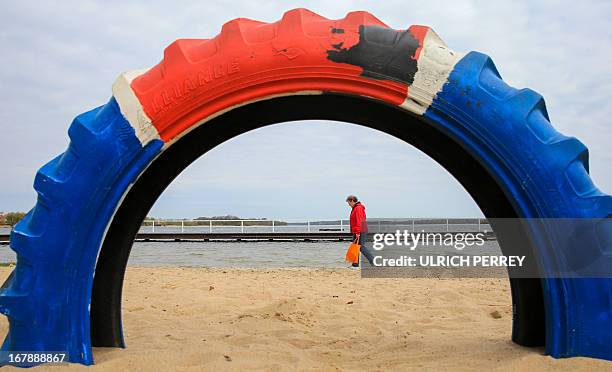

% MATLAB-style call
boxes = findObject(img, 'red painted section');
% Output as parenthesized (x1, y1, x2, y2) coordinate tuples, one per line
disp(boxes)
(130, 9, 431, 143)
(408, 25, 429, 60)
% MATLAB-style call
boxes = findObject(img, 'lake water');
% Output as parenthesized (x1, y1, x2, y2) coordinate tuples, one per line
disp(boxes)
(0, 226, 502, 268)
(0, 239, 351, 268)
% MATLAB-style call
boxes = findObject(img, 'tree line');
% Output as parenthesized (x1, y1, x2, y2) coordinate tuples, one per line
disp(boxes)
(0, 212, 26, 227)
(0, 212, 289, 227)
(143, 215, 288, 226)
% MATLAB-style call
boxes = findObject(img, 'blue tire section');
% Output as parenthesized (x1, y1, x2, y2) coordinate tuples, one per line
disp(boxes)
(426, 51, 612, 359)
(0, 98, 163, 364)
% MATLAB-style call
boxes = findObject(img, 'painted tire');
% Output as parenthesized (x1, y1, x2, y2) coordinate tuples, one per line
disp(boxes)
(1, 9, 611, 365)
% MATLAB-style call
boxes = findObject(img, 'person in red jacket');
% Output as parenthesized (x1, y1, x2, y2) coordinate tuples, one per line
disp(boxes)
(346, 194, 368, 267)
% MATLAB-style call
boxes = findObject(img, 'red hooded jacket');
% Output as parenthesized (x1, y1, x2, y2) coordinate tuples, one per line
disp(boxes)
(349, 202, 367, 234)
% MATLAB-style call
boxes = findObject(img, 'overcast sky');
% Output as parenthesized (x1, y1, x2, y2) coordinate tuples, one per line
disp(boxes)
(0, 1, 610, 220)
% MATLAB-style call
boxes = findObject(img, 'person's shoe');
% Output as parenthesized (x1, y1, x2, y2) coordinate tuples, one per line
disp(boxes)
(351, 263, 359, 268)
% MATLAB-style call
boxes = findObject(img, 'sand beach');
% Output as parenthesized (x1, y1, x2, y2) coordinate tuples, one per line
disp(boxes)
(1, 267, 610, 370)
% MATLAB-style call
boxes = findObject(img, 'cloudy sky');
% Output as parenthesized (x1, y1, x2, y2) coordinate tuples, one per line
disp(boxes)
(0, 1, 610, 220)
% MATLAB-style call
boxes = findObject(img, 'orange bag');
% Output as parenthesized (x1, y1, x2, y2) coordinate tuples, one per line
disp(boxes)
(345, 237, 361, 264)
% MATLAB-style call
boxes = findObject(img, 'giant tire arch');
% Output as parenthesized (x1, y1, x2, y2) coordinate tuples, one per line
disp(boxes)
(1, 9, 611, 365)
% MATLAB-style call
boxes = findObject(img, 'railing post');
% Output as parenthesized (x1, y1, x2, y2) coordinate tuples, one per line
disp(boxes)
(446, 218, 449, 232)
(209, 220, 212, 233)
(152, 219, 155, 233)
(181, 220, 184, 233)
(272, 220, 275, 233)
(477, 218, 480, 232)
(340, 219, 343, 231)
(307, 221, 311, 232)
(412, 218, 415, 232)
(241, 220, 244, 233)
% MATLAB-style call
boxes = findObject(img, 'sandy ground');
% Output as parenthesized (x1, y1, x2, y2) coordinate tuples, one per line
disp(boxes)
(1, 267, 611, 371)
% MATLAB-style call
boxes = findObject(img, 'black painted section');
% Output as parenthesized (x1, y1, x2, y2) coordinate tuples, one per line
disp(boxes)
(327, 25, 420, 85)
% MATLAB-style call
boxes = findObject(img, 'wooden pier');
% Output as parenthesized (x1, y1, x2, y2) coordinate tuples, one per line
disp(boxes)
(0, 231, 497, 244)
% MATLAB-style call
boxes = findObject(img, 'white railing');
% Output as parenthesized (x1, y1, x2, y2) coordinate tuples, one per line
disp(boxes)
(140, 218, 490, 234)
(141, 219, 348, 233)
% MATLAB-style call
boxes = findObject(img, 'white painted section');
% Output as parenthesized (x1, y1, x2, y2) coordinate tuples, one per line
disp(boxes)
(112, 69, 161, 146)
(400, 29, 464, 115)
